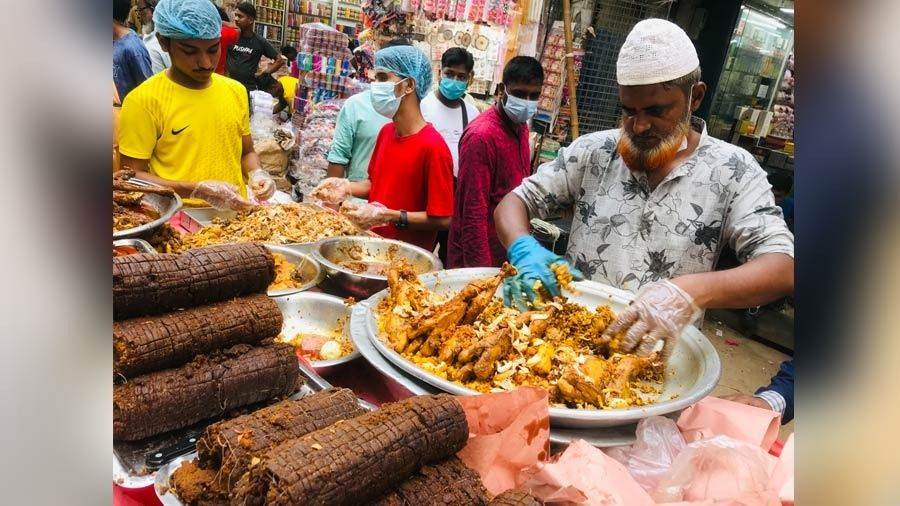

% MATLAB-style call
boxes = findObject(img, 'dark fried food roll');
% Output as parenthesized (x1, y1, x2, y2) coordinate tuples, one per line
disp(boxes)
(114, 294, 282, 378)
(373, 457, 488, 506)
(488, 489, 543, 506)
(113, 343, 300, 441)
(235, 394, 469, 505)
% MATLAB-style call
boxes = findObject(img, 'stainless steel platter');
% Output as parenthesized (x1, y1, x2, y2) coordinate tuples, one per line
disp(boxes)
(354, 268, 721, 429)
(264, 245, 324, 296)
(313, 236, 442, 299)
(113, 179, 183, 239)
(350, 302, 639, 447)
(274, 292, 360, 372)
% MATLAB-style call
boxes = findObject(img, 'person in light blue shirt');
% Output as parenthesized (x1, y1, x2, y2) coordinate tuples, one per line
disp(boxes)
(325, 38, 410, 181)
(326, 89, 390, 181)
(113, 0, 152, 99)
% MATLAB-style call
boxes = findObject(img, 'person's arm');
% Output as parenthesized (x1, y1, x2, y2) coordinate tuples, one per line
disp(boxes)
(377, 209, 450, 231)
(494, 133, 592, 248)
(119, 155, 197, 197)
(455, 135, 494, 265)
(260, 41, 284, 76)
(326, 101, 356, 179)
(240, 134, 262, 177)
(273, 98, 288, 115)
(676, 153, 795, 308)
(756, 360, 794, 423)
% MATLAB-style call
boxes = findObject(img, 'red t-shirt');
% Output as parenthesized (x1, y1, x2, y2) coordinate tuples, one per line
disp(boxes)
(368, 123, 454, 251)
(216, 25, 240, 75)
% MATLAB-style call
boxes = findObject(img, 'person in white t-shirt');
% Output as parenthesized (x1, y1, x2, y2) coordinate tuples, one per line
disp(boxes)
(420, 47, 480, 178)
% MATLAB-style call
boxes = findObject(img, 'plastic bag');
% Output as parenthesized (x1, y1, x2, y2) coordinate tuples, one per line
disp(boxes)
(606, 416, 686, 493)
(652, 435, 777, 503)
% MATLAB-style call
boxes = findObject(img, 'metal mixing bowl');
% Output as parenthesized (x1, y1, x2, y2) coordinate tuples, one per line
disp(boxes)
(264, 245, 324, 296)
(113, 179, 182, 240)
(313, 236, 442, 299)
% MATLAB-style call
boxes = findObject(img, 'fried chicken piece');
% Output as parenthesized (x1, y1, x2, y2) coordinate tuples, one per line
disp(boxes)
(586, 305, 617, 352)
(438, 325, 477, 363)
(556, 357, 613, 407)
(607, 354, 656, 402)
(418, 303, 468, 356)
(453, 363, 475, 383)
(472, 328, 512, 380)
(113, 190, 144, 207)
(461, 263, 516, 324)
(525, 343, 555, 376)
(382, 261, 426, 351)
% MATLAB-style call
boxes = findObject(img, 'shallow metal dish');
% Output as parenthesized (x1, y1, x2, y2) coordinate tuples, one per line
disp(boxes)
(274, 291, 360, 372)
(113, 238, 156, 256)
(313, 236, 442, 299)
(113, 179, 182, 239)
(357, 268, 721, 429)
(265, 245, 324, 296)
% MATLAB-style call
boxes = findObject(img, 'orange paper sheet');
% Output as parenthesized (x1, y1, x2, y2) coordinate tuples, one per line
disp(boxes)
(519, 439, 656, 505)
(677, 396, 781, 450)
(456, 387, 551, 496)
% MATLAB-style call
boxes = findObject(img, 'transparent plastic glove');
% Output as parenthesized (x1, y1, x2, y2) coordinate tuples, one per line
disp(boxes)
(248, 169, 276, 201)
(190, 181, 256, 211)
(502, 235, 583, 312)
(340, 201, 391, 229)
(601, 280, 700, 360)
(310, 177, 352, 204)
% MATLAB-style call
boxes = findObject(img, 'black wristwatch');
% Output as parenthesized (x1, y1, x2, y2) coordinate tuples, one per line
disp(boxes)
(395, 210, 408, 230)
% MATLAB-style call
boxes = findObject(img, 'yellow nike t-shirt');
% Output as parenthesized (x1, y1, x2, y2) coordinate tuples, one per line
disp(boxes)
(118, 72, 250, 206)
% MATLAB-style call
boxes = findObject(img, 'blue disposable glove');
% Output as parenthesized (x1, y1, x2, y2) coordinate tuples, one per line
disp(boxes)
(502, 235, 583, 311)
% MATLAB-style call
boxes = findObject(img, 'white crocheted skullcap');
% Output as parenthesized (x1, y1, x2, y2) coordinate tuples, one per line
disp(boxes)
(617, 18, 699, 86)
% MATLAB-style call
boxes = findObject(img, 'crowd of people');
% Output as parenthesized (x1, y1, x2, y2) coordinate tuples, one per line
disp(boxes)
(113, 0, 794, 419)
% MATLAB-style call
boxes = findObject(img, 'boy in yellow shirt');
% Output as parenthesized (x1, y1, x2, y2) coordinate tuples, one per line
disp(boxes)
(118, 0, 275, 208)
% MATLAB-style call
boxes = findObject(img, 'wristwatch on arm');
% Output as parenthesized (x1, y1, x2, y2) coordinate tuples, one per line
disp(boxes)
(394, 210, 408, 230)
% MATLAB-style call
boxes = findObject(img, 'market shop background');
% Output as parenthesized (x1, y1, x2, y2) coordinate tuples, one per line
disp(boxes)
(0, 0, 899, 504)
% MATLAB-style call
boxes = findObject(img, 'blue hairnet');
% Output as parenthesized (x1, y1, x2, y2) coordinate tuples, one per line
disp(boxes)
(374, 46, 433, 100)
(153, 0, 221, 40)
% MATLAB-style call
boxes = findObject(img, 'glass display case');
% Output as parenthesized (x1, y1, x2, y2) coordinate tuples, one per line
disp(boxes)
(707, 4, 793, 140)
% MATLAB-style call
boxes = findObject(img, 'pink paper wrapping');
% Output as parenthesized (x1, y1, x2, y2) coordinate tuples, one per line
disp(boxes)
(677, 397, 781, 450)
(770, 434, 794, 504)
(456, 387, 551, 496)
(519, 439, 656, 505)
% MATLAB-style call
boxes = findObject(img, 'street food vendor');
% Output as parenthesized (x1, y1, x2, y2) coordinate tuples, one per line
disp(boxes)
(494, 19, 794, 359)
(118, 0, 275, 209)
(312, 45, 454, 252)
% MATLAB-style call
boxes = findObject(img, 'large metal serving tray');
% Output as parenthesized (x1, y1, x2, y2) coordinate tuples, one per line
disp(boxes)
(113, 179, 182, 240)
(353, 268, 721, 430)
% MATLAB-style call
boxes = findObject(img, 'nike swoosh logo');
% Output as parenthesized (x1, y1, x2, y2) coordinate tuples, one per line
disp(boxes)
(171, 126, 189, 135)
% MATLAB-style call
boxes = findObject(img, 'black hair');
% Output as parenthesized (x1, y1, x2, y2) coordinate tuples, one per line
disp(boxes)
(441, 47, 474, 73)
(767, 172, 793, 194)
(236, 1, 257, 19)
(113, 0, 131, 24)
(348, 39, 360, 52)
(216, 5, 230, 22)
(382, 38, 412, 48)
(502, 56, 543, 85)
(281, 45, 298, 59)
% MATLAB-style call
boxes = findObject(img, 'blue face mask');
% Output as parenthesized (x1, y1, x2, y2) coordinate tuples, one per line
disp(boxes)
(439, 77, 468, 101)
(370, 79, 407, 119)
(502, 93, 538, 124)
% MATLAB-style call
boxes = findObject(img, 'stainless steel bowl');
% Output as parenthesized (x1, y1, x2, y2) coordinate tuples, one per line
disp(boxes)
(113, 238, 156, 255)
(265, 245, 324, 296)
(113, 179, 183, 239)
(313, 236, 442, 299)
(274, 291, 360, 373)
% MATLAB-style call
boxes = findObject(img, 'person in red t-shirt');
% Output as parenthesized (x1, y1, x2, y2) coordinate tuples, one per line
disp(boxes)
(448, 56, 544, 268)
(312, 46, 454, 252)
(214, 6, 239, 75)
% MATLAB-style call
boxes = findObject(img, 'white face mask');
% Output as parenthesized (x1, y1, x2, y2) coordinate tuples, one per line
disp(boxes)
(503, 93, 538, 123)
(370, 79, 408, 119)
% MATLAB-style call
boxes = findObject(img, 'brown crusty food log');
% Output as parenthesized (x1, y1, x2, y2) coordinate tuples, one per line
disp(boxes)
(488, 489, 544, 506)
(114, 294, 282, 378)
(113, 243, 275, 319)
(235, 394, 469, 505)
(113, 343, 300, 441)
(373, 457, 488, 506)
(197, 388, 365, 490)
(171, 460, 229, 506)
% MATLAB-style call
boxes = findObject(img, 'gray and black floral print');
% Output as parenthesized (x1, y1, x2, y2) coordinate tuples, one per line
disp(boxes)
(513, 117, 794, 294)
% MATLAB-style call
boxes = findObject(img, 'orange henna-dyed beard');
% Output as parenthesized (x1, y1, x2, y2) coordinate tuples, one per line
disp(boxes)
(617, 118, 690, 173)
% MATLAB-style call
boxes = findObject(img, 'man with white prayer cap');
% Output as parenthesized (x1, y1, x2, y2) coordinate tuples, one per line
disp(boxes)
(494, 19, 794, 360)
